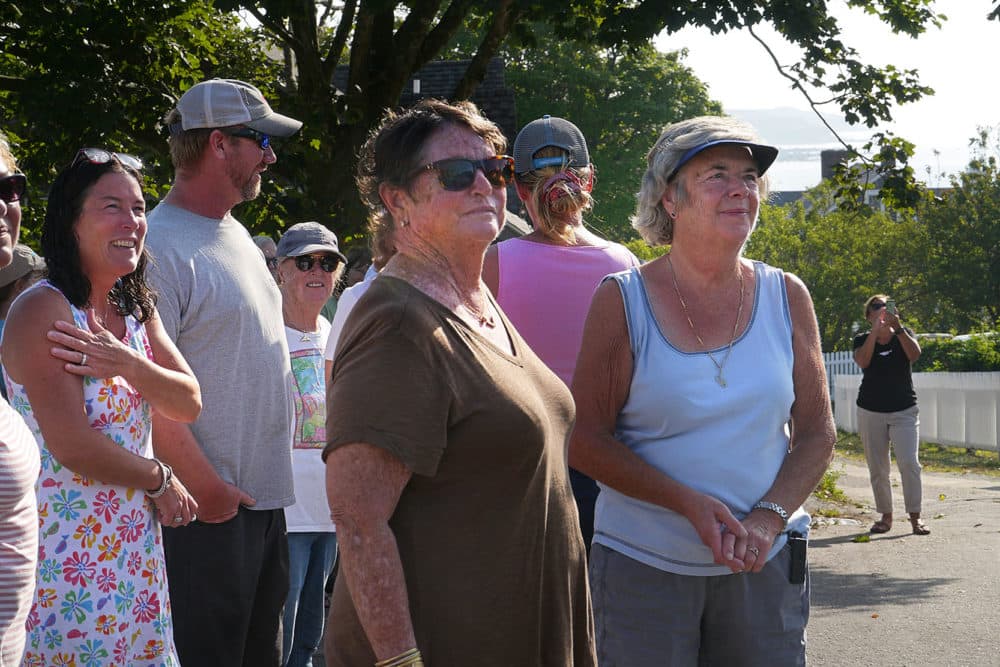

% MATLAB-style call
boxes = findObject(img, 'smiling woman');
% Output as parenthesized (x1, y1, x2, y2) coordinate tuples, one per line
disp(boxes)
(273, 221, 347, 667)
(569, 115, 836, 665)
(0, 149, 203, 665)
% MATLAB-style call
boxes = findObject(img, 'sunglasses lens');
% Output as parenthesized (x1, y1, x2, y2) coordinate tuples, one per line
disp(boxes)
(117, 153, 144, 171)
(437, 161, 477, 191)
(483, 158, 513, 187)
(295, 256, 338, 272)
(0, 175, 25, 203)
(871, 303, 884, 311)
(74, 148, 143, 171)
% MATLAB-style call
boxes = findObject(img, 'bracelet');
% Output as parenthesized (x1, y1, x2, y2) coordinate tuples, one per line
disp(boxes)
(375, 648, 424, 667)
(752, 500, 789, 529)
(145, 458, 173, 499)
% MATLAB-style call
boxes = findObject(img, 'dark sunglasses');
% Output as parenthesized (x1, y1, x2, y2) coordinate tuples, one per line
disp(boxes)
(294, 255, 340, 273)
(0, 173, 27, 204)
(266, 257, 279, 270)
(869, 302, 885, 312)
(414, 156, 514, 191)
(225, 127, 271, 150)
(71, 147, 143, 172)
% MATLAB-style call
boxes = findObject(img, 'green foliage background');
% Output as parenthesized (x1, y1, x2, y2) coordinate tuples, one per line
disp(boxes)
(914, 336, 1000, 373)
(500, 29, 721, 241)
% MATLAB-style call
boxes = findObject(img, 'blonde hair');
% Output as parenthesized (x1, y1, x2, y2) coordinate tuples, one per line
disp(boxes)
(864, 294, 891, 318)
(0, 131, 18, 173)
(515, 146, 594, 242)
(164, 108, 215, 170)
(632, 116, 771, 246)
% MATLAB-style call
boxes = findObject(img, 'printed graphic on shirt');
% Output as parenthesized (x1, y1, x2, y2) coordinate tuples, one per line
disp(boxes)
(290, 348, 326, 449)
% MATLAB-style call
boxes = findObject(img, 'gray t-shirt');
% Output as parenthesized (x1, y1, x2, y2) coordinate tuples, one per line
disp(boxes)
(146, 202, 294, 509)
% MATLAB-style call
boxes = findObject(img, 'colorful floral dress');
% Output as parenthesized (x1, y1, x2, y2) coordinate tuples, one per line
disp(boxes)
(4, 281, 178, 667)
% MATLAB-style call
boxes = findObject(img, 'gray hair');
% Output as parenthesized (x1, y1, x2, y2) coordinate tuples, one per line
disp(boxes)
(632, 116, 771, 246)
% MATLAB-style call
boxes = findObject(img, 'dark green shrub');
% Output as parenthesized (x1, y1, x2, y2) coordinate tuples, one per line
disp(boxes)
(914, 334, 1000, 372)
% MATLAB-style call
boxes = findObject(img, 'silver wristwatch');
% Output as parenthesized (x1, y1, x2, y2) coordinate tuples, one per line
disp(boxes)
(752, 500, 789, 528)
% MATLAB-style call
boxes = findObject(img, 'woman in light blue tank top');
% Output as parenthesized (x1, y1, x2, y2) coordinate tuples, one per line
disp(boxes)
(569, 116, 836, 666)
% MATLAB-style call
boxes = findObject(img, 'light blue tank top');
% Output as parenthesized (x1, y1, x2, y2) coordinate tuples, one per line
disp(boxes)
(593, 261, 809, 576)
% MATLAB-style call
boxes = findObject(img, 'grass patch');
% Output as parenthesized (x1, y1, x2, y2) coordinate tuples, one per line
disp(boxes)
(813, 467, 851, 504)
(836, 430, 1000, 477)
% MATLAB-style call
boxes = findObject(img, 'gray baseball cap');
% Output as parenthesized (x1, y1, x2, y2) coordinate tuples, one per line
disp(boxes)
(513, 115, 590, 174)
(175, 79, 302, 138)
(0, 244, 45, 288)
(276, 222, 347, 263)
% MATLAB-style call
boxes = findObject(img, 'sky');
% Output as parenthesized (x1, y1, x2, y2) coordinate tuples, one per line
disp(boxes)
(654, 1, 999, 191)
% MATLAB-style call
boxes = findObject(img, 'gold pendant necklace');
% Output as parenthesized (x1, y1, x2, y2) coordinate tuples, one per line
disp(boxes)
(460, 295, 497, 329)
(666, 253, 745, 388)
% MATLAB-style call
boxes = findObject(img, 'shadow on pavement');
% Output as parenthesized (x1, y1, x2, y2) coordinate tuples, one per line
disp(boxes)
(809, 563, 956, 610)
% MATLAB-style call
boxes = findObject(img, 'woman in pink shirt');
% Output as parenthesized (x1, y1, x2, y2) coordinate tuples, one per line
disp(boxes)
(483, 115, 638, 551)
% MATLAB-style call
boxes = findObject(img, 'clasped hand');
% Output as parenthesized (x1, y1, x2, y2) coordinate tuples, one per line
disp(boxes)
(685, 492, 779, 574)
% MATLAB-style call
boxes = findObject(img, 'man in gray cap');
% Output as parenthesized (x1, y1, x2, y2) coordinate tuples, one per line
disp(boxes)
(145, 79, 302, 667)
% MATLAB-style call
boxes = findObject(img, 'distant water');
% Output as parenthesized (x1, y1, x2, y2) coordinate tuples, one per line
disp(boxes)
(768, 142, 969, 192)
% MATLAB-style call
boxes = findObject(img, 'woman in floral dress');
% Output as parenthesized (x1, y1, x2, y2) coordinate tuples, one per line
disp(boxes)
(1, 150, 201, 666)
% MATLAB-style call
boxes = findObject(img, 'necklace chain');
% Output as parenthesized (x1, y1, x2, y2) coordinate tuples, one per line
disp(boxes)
(666, 253, 745, 388)
(459, 293, 496, 329)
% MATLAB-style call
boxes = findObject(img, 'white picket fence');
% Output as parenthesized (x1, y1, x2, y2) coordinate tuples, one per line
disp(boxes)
(831, 372, 1000, 452)
(823, 351, 860, 399)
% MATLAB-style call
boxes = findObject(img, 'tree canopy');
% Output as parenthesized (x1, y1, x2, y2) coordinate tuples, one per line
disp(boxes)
(493, 25, 721, 240)
(746, 129, 1000, 351)
(0, 0, 968, 241)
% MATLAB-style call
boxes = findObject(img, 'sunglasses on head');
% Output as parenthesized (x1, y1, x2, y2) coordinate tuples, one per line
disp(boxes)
(71, 147, 144, 172)
(225, 127, 271, 150)
(869, 302, 885, 312)
(414, 156, 514, 191)
(294, 255, 340, 273)
(0, 173, 27, 204)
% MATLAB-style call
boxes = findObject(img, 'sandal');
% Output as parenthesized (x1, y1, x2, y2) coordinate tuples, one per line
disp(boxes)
(910, 519, 930, 535)
(869, 520, 892, 534)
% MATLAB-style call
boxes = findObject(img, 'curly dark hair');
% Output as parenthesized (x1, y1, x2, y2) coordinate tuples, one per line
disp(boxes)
(356, 98, 507, 263)
(41, 155, 156, 322)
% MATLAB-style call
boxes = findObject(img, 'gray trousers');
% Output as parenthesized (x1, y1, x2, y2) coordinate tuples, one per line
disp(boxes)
(590, 543, 808, 666)
(857, 405, 922, 514)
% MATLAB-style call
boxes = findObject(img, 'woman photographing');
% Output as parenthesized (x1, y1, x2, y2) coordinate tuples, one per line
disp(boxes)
(853, 294, 927, 535)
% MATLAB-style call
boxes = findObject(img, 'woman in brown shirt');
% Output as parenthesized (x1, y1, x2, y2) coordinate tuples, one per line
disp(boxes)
(322, 100, 596, 667)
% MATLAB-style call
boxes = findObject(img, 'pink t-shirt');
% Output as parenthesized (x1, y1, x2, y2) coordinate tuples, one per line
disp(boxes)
(495, 237, 640, 386)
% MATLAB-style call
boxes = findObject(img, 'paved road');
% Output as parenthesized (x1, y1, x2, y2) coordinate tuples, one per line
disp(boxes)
(806, 455, 1000, 666)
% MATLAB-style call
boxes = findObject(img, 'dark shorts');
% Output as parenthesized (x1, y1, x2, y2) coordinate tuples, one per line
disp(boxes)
(590, 542, 808, 666)
(163, 506, 289, 667)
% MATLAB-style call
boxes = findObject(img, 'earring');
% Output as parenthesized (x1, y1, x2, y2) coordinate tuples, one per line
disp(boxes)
(668, 211, 677, 219)
(400, 218, 409, 227)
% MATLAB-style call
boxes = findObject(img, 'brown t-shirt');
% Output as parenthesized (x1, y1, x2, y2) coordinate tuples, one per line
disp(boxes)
(323, 276, 596, 666)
